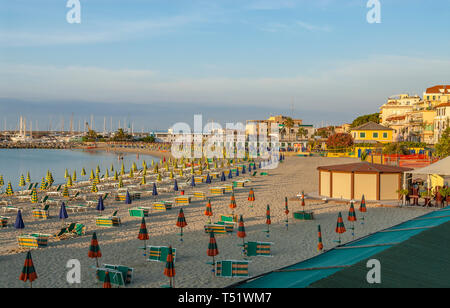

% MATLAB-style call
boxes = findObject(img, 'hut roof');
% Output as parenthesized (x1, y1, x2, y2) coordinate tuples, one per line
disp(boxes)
(351, 121, 393, 131)
(317, 161, 412, 173)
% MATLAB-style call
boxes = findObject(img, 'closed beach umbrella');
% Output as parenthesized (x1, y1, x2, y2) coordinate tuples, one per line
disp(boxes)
(105, 169, 109, 179)
(67, 175, 73, 187)
(229, 192, 237, 215)
(118, 177, 123, 188)
(152, 183, 158, 196)
(62, 185, 69, 198)
(190, 176, 196, 187)
(228, 170, 233, 179)
(0, 174, 4, 187)
(335, 212, 346, 244)
(26, 172, 31, 183)
(141, 175, 146, 185)
(248, 188, 255, 207)
(176, 208, 187, 241)
(96, 196, 105, 213)
(317, 225, 324, 252)
(138, 217, 149, 258)
(235, 168, 239, 177)
(164, 246, 175, 288)
(72, 171, 77, 182)
(19, 175, 25, 188)
(91, 182, 98, 193)
(125, 191, 132, 204)
(348, 202, 357, 238)
(237, 215, 246, 255)
(39, 177, 47, 191)
(88, 232, 102, 267)
(121, 163, 125, 176)
(220, 172, 226, 181)
(265, 205, 271, 237)
(90, 169, 95, 181)
(103, 271, 111, 289)
(15, 210, 25, 229)
(64, 169, 69, 179)
(81, 168, 86, 176)
(284, 197, 289, 230)
(204, 199, 213, 223)
(207, 231, 219, 274)
(173, 179, 178, 192)
(94, 173, 100, 185)
(59, 202, 68, 221)
(114, 171, 118, 181)
(301, 191, 305, 208)
(129, 168, 134, 178)
(110, 164, 114, 172)
(242, 166, 246, 174)
(19, 251, 38, 288)
(96, 165, 101, 174)
(359, 195, 367, 224)
(205, 173, 211, 184)
(30, 188, 38, 204)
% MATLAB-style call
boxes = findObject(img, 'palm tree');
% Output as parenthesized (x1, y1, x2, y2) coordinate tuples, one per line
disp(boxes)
(297, 127, 308, 140)
(283, 117, 294, 141)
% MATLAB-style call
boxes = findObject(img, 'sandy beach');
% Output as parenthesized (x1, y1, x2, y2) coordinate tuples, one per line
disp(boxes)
(0, 156, 433, 288)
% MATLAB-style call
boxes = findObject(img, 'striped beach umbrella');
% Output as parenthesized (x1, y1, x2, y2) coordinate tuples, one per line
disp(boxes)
(138, 217, 149, 257)
(335, 212, 346, 244)
(19, 174, 25, 189)
(15, 209, 25, 229)
(301, 191, 305, 208)
(176, 208, 187, 242)
(72, 170, 77, 182)
(229, 192, 237, 215)
(47, 171, 53, 184)
(90, 169, 95, 181)
(317, 225, 324, 252)
(39, 177, 47, 191)
(129, 168, 134, 178)
(62, 185, 69, 198)
(31, 188, 38, 203)
(248, 188, 255, 207)
(96, 165, 101, 174)
(91, 182, 98, 193)
(118, 177, 123, 189)
(94, 173, 100, 185)
(26, 172, 31, 183)
(0, 174, 4, 187)
(114, 171, 118, 181)
(179, 169, 183, 177)
(19, 251, 38, 288)
(88, 232, 102, 267)
(237, 215, 246, 256)
(173, 179, 178, 192)
(359, 195, 367, 224)
(207, 231, 219, 274)
(348, 202, 357, 238)
(169, 170, 173, 179)
(204, 199, 213, 223)
(156, 173, 162, 182)
(265, 205, 271, 237)
(64, 169, 69, 179)
(105, 169, 109, 179)
(59, 202, 69, 221)
(81, 168, 86, 176)
(111, 164, 114, 172)
(103, 271, 111, 289)
(284, 197, 289, 230)
(152, 183, 158, 196)
(6, 181, 14, 195)
(67, 175, 73, 187)
(96, 196, 105, 213)
(141, 175, 146, 185)
(125, 191, 132, 204)
(164, 246, 175, 288)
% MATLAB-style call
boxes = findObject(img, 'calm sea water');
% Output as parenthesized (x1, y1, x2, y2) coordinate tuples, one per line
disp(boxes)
(0, 149, 158, 191)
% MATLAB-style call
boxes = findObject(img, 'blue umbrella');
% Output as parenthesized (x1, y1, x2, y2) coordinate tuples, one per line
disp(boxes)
(236, 168, 239, 177)
(190, 176, 196, 187)
(173, 179, 178, 192)
(125, 190, 132, 204)
(221, 172, 226, 181)
(205, 173, 211, 184)
(242, 166, 246, 174)
(228, 170, 233, 179)
(258, 162, 262, 169)
(59, 202, 68, 219)
(96, 196, 105, 212)
(152, 183, 158, 196)
(248, 164, 252, 172)
(14, 210, 25, 229)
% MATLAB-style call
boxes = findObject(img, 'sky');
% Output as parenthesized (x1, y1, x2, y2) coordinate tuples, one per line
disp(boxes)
(1, 0, 449, 131)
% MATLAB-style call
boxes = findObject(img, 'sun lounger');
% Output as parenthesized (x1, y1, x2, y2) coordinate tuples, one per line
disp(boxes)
(2, 205, 20, 213)
(18, 233, 51, 249)
(152, 201, 173, 211)
(215, 260, 249, 278)
(66, 204, 92, 213)
(194, 177, 204, 184)
(55, 223, 86, 239)
(232, 181, 245, 188)
(220, 214, 238, 223)
(96, 264, 134, 286)
(244, 241, 273, 257)
(193, 191, 206, 200)
(32, 208, 50, 219)
(96, 216, 121, 227)
(204, 223, 233, 234)
(210, 187, 225, 195)
(146, 246, 177, 263)
(174, 196, 191, 205)
(128, 207, 150, 217)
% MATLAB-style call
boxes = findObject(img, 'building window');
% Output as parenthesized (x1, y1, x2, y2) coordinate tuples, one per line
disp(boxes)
(373, 132, 378, 138)
(360, 132, 366, 138)
(383, 132, 388, 138)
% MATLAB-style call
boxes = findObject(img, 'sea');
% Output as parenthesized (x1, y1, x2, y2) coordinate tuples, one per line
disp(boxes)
(0, 149, 158, 191)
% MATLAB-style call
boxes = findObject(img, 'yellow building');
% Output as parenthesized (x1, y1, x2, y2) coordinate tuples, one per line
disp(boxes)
(423, 85, 450, 108)
(350, 121, 393, 144)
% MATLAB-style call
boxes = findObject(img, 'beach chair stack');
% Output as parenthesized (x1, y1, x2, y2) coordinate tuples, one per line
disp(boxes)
(96, 216, 121, 227)
(232, 181, 245, 188)
(244, 241, 273, 257)
(194, 177, 204, 184)
(128, 207, 150, 217)
(204, 223, 234, 234)
(209, 187, 225, 195)
(152, 201, 173, 211)
(215, 260, 249, 278)
(223, 184, 234, 193)
(96, 264, 134, 287)
(193, 191, 206, 200)
(18, 233, 50, 249)
(55, 223, 86, 239)
(32, 205, 50, 219)
(174, 196, 191, 205)
(0, 216, 8, 227)
(147, 246, 177, 263)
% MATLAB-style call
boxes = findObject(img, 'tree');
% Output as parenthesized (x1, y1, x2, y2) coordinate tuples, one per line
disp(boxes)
(283, 117, 294, 141)
(297, 127, 308, 140)
(111, 128, 132, 141)
(326, 133, 353, 149)
(351, 113, 380, 128)
(82, 129, 98, 142)
(435, 127, 450, 158)
(382, 143, 409, 155)
(140, 135, 156, 143)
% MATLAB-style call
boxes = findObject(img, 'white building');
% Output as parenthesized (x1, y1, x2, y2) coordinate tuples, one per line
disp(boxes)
(434, 102, 450, 143)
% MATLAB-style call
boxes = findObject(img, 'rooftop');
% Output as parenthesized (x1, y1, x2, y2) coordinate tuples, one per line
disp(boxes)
(425, 85, 450, 95)
(351, 121, 393, 131)
(317, 161, 412, 173)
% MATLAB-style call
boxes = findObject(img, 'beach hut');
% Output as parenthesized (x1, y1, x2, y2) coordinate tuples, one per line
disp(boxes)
(19, 251, 38, 288)
(88, 232, 102, 267)
(317, 162, 412, 201)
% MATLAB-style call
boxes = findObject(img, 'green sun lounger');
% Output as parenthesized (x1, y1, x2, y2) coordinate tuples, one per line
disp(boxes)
(215, 260, 249, 278)
(96, 264, 133, 286)
(244, 241, 273, 257)
(147, 246, 177, 263)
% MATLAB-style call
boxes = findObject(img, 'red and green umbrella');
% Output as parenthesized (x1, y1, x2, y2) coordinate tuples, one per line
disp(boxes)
(103, 271, 111, 288)
(248, 188, 255, 208)
(317, 225, 324, 252)
(204, 199, 213, 223)
(207, 231, 219, 275)
(229, 192, 237, 215)
(138, 217, 149, 258)
(264, 205, 271, 237)
(335, 212, 346, 244)
(348, 202, 357, 238)
(164, 246, 175, 288)
(176, 208, 187, 242)
(301, 191, 305, 207)
(359, 195, 367, 224)
(88, 232, 102, 267)
(284, 197, 289, 230)
(19, 251, 38, 288)
(237, 215, 246, 256)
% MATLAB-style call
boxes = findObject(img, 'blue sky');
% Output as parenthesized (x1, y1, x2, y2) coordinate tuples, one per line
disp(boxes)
(1, 0, 450, 129)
